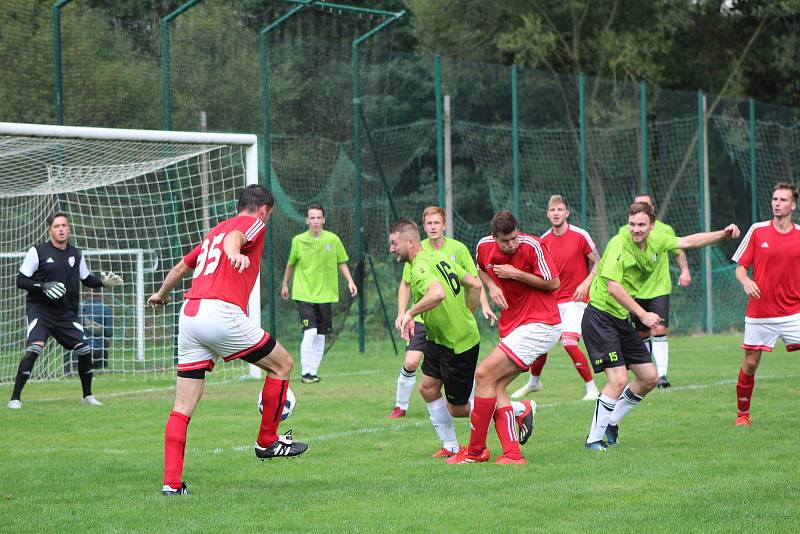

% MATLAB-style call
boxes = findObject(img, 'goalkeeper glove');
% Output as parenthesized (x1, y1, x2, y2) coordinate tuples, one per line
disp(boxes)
(101, 272, 123, 288)
(42, 281, 66, 300)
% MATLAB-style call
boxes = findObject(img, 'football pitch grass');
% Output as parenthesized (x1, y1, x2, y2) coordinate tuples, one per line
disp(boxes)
(1, 333, 798, 533)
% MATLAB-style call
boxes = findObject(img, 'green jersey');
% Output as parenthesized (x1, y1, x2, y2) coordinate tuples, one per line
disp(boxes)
(401, 237, 478, 324)
(617, 220, 680, 299)
(287, 229, 349, 303)
(590, 229, 680, 319)
(408, 249, 480, 354)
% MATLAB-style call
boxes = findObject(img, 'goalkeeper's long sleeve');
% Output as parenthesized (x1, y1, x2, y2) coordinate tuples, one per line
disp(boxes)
(16, 273, 41, 292)
(81, 273, 104, 289)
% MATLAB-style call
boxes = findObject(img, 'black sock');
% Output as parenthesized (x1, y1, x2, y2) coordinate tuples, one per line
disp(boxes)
(11, 349, 41, 401)
(78, 352, 94, 397)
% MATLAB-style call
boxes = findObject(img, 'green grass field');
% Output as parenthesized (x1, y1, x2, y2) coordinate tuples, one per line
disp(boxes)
(1, 333, 798, 533)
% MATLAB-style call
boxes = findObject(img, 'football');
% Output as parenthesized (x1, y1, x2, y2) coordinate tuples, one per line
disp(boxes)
(258, 387, 295, 421)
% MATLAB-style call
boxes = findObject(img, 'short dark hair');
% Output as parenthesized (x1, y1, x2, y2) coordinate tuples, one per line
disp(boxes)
(628, 201, 655, 223)
(307, 203, 325, 217)
(237, 185, 274, 211)
(490, 210, 518, 236)
(46, 212, 68, 228)
(773, 182, 798, 202)
(633, 193, 654, 208)
(389, 218, 419, 238)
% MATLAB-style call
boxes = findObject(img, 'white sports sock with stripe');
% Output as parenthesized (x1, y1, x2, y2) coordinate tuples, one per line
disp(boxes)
(587, 393, 616, 443)
(427, 396, 458, 452)
(651, 335, 669, 377)
(300, 328, 317, 376)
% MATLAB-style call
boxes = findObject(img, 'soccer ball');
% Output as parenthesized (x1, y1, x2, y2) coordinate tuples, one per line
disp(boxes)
(258, 387, 295, 421)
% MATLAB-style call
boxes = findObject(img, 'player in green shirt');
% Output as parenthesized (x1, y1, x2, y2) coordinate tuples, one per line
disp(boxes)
(387, 206, 496, 428)
(389, 218, 483, 457)
(619, 194, 692, 389)
(583, 202, 739, 451)
(281, 204, 357, 384)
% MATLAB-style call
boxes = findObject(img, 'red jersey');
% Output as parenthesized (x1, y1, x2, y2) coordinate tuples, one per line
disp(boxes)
(731, 220, 800, 320)
(540, 224, 595, 303)
(476, 233, 561, 337)
(183, 214, 266, 314)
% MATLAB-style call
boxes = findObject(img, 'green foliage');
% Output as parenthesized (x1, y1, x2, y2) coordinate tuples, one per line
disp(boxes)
(1, 335, 799, 532)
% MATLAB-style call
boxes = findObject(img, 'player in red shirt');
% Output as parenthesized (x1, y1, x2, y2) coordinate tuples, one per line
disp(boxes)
(447, 210, 561, 465)
(731, 182, 800, 426)
(511, 195, 600, 401)
(147, 185, 307, 496)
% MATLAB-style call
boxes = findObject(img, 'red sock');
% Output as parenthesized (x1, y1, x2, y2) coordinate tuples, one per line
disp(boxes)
(493, 405, 523, 461)
(530, 353, 547, 377)
(164, 411, 190, 488)
(565, 345, 593, 382)
(737, 368, 755, 417)
(257, 377, 289, 447)
(468, 397, 496, 455)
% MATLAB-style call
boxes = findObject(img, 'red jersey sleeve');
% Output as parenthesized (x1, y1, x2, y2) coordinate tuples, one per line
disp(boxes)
(732, 224, 757, 269)
(475, 238, 491, 272)
(524, 237, 558, 280)
(582, 234, 593, 256)
(230, 216, 266, 252)
(183, 242, 202, 268)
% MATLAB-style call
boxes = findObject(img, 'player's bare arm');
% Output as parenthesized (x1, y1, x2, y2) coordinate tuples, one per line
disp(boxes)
(607, 279, 661, 329)
(478, 269, 508, 311)
(396, 279, 411, 330)
(400, 281, 446, 340)
(147, 260, 193, 308)
(462, 273, 483, 314)
(478, 284, 498, 326)
(675, 249, 692, 287)
(338, 262, 358, 297)
(573, 249, 601, 301)
(223, 230, 249, 273)
(676, 224, 740, 249)
(492, 263, 560, 292)
(280, 263, 295, 300)
(735, 264, 761, 299)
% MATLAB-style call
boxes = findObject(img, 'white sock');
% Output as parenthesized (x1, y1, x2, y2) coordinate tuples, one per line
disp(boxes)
(527, 374, 541, 388)
(511, 400, 525, 417)
(587, 393, 616, 443)
(609, 385, 644, 426)
(426, 396, 458, 451)
(300, 328, 317, 376)
(395, 367, 416, 410)
(309, 334, 325, 375)
(585, 379, 598, 392)
(652, 335, 669, 377)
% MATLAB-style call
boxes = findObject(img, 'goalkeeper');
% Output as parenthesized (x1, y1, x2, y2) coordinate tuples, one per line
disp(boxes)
(7, 213, 123, 410)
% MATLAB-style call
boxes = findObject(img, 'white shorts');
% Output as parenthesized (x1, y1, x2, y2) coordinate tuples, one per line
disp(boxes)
(742, 315, 800, 353)
(177, 299, 271, 372)
(498, 322, 562, 370)
(558, 301, 587, 338)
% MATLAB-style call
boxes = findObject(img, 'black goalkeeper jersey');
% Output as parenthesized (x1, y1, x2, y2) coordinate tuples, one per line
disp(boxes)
(19, 242, 90, 316)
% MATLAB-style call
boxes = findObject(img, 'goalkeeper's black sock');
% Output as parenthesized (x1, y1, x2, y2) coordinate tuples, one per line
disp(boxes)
(11, 346, 42, 401)
(77, 347, 94, 397)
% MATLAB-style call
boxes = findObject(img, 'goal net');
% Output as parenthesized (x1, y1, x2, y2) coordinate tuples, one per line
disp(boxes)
(0, 122, 260, 383)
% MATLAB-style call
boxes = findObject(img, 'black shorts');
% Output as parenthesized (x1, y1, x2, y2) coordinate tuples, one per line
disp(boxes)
(632, 295, 670, 331)
(406, 322, 427, 353)
(296, 301, 333, 335)
(421, 341, 479, 406)
(26, 306, 88, 350)
(581, 304, 651, 374)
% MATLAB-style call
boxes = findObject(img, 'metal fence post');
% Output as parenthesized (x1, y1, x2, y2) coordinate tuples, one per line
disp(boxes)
(512, 65, 520, 219)
(162, 0, 204, 131)
(640, 81, 648, 193)
(435, 55, 444, 207)
(749, 98, 757, 225)
(579, 73, 587, 229)
(52, 0, 75, 125)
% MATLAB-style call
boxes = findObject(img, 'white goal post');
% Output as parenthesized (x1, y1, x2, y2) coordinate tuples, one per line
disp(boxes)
(0, 122, 262, 381)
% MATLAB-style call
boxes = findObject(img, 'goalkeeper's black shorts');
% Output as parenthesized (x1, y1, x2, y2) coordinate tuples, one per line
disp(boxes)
(25, 304, 87, 350)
